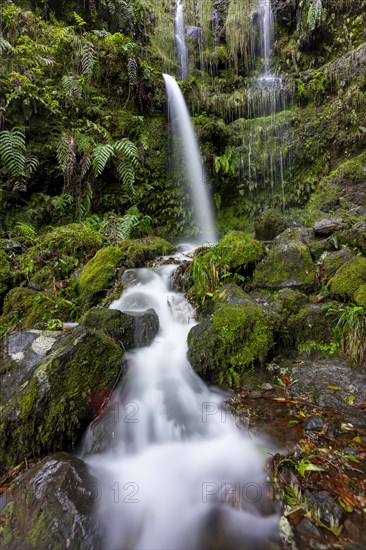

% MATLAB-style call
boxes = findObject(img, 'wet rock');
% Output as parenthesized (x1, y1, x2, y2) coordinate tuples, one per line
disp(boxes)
(274, 227, 313, 246)
(305, 490, 343, 526)
(313, 217, 344, 236)
(253, 239, 316, 291)
(170, 260, 192, 293)
(303, 415, 325, 431)
(320, 248, 354, 278)
(0, 453, 101, 549)
(254, 209, 288, 241)
(81, 306, 159, 349)
(273, 0, 296, 26)
(188, 285, 276, 385)
(295, 518, 323, 542)
(0, 326, 124, 472)
(328, 256, 366, 301)
(0, 239, 22, 253)
(289, 358, 366, 428)
(309, 238, 335, 261)
(335, 225, 366, 255)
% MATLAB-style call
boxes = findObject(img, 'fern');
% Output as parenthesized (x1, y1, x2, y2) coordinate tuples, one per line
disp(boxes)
(0, 36, 15, 55)
(0, 129, 26, 177)
(114, 138, 139, 166)
(127, 57, 137, 89)
(117, 160, 135, 194)
(73, 12, 87, 28)
(80, 43, 96, 82)
(15, 221, 37, 241)
(92, 143, 115, 175)
(61, 75, 83, 103)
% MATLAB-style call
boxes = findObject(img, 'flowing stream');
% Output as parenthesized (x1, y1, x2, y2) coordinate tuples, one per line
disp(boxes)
(175, 0, 188, 80)
(82, 246, 278, 549)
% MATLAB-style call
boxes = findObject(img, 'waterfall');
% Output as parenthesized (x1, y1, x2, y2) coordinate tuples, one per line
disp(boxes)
(175, 0, 188, 80)
(82, 250, 279, 549)
(163, 73, 217, 243)
(244, 0, 289, 210)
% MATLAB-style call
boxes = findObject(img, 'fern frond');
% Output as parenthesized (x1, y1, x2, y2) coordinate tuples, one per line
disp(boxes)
(114, 138, 139, 166)
(86, 119, 113, 145)
(127, 57, 137, 89)
(61, 75, 83, 102)
(0, 129, 26, 178)
(80, 151, 92, 177)
(92, 143, 115, 175)
(0, 36, 15, 55)
(57, 135, 76, 189)
(117, 159, 135, 194)
(80, 43, 96, 82)
(73, 12, 87, 28)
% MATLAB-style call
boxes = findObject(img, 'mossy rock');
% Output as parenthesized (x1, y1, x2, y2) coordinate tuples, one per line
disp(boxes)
(0, 326, 124, 471)
(0, 288, 77, 336)
(254, 209, 288, 241)
(77, 246, 128, 307)
(187, 285, 275, 386)
(328, 257, 366, 301)
(0, 250, 12, 304)
(321, 248, 354, 278)
(192, 231, 264, 303)
(279, 302, 340, 351)
(354, 284, 366, 307)
(81, 306, 159, 348)
(274, 227, 313, 246)
(136, 236, 175, 261)
(309, 238, 336, 261)
(18, 224, 104, 287)
(276, 288, 309, 318)
(334, 226, 366, 256)
(0, 453, 101, 549)
(253, 239, 316, 291)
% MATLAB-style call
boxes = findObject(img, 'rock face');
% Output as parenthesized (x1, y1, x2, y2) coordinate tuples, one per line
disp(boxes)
(253, 239, 316, 291)
(187, 284, 276, 385)
(0, 453, 101, 549)
(81, 306, 159, 348)
(313, 217, 344, 236)
(0, 326, 124, 472)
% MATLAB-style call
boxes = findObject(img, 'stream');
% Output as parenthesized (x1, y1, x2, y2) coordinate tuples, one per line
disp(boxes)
(81, 245, 279, 549)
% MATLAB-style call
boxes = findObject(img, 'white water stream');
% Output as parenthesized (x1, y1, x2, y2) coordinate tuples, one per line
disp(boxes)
(82, 246, 278, 549)
(175, 0, 188, 80)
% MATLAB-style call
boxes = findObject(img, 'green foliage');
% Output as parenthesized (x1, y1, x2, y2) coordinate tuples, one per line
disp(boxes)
(334, 306, 366, 366)
(0, 128, 38, 191)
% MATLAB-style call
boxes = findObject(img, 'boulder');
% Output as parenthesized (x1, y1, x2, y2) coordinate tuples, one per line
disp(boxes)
(0, 326, 124, 472)
(334, 225, 366, 255)
(81, 306, 159, 348)
(320, 248, 354, 278)
(313, 217, 344, 236)
(187, 285, 275, 386)
(192, 231, 264, 303)
(328, 257, 366, 301)
(253, 239, 316, 291)
(254, 209, 288, 241)
(0, 453, 101, 549)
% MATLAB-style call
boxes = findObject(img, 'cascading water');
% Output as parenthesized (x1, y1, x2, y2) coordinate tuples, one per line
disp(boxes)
(245, 0, 290, 210)
(175, 0, 188, 80)
(82, 248, 279, 549)
(163, 73, 217, 243)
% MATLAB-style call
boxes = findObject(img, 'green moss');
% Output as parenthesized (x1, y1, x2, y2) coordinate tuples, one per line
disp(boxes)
(188, 297, 275, 386)
(78, 246, 126, 307)
(0, 250, 12, 301)
(253, 240, 316, 290)
(328, 257, 366, 301)
(136, 236, 175, 260)
(192, 231, 264, 303)
(276, 288, 309, 318)
(254, 209, 288, 241)
(0, 327, 123, 470)
(354, 284, 366, 308)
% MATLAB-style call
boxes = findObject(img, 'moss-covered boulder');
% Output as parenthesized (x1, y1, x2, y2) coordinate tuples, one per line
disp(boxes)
(81, 306, 159, 348)
(0, 250, 12, 305)
(253, 239, 316, 291)
(254, 209, 288, 241)
(0, 288, 77, 336)
(18, 224, 104, 288)
(192, 231, 265, 303)
(354, 284, 366, 308)
(334, 226, 366, 256)
(276, 288, 309, 318)
(0, 326, 123, 472)
(187, 285, 275, 386)
(278, 303, 339, 351)
(321, 248, 354, 278)
(77, 237, 174, 307)
(328, 257, 366, 302)
(0, 453, 101, 549)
